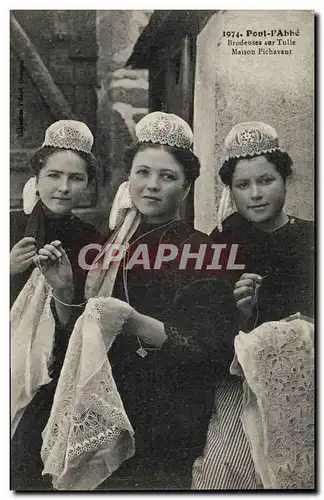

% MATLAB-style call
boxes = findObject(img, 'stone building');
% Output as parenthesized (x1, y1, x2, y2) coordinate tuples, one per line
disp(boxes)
(127, 10, 314, 233)
(10, 10, 314, 233)
(10, 10, 152, 230)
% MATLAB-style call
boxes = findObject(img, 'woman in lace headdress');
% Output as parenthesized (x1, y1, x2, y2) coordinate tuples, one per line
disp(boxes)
(87, 111, 239, 490)
(212, 121, 314, 327)
(10, 120, 100, 308)
(11, 120, 100, 490)
(192, 122, 314, 489)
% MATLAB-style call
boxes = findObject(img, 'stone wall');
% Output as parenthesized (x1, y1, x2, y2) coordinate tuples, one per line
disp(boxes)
(95, 10, 151, 231)
(10, 11, 151, 231)
(193, 10, 314, 234)
(10, 10, 98, 212)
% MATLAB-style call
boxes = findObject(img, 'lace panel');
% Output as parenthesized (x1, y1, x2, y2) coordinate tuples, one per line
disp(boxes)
(11, 268, 55, 436)
(41, 297, 135, 490)
(231, 319, 314, 489)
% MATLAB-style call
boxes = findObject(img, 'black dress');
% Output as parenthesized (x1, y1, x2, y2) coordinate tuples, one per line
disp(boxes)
(10, 202, 100, 491)
(187, 214, 315, 491)
(96, 219, 238, 490)
(210, 212, 314, 327)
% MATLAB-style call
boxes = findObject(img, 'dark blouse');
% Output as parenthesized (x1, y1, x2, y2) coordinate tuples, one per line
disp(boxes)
(210, 212, 314, 326)
(99, 219, 238, 487)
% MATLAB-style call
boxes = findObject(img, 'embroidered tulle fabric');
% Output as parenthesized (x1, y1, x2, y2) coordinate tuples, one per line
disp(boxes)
(230, 319, 314, 489)
(41, 297, 135, 490)
(11, 270, 136, 490)
(11, 268, 55, 436)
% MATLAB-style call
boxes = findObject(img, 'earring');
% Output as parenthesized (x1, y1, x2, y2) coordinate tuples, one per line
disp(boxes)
(36, 190, 40, 196)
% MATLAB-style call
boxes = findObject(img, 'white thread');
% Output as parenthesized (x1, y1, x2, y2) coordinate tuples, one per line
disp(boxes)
(34, 218, 179, 316)
(35, 258, 87, 308)
(252, 277, 267, 329)
(122, 219, 180, 356)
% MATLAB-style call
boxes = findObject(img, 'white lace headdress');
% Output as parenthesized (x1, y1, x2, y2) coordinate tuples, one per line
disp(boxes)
(42, 120, 94, 153)
(222, 121, 280, 162)
(135, 111, 193, 150)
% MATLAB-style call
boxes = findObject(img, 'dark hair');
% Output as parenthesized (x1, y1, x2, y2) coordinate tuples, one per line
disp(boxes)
(30, 146, 98, 183)
(219, 150, 293, 186)
(123, 142, 200, 184)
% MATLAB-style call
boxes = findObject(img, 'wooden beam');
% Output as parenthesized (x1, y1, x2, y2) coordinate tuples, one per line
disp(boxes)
(181, 36, 191, 124)
(10, 14, 76, 120)
(125, 11, 172, 69)
(126, 10, 217, 69)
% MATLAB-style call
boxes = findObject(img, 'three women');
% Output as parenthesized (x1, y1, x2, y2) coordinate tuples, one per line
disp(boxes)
(10, 116, 314, 490)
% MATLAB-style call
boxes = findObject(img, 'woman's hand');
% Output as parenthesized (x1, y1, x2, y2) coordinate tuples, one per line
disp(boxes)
(35, 240, 74, 327)
(10, 237, 36, 275)
(233, 273, 263, 319)
(34, 240, 73, 296)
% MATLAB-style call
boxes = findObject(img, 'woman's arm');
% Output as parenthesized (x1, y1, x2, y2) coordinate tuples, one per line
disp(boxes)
(126, 277, 238, 364)
(126, 230, 239, 362)
(160, 277, 239, 364)
(127, 310, 167, 347)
